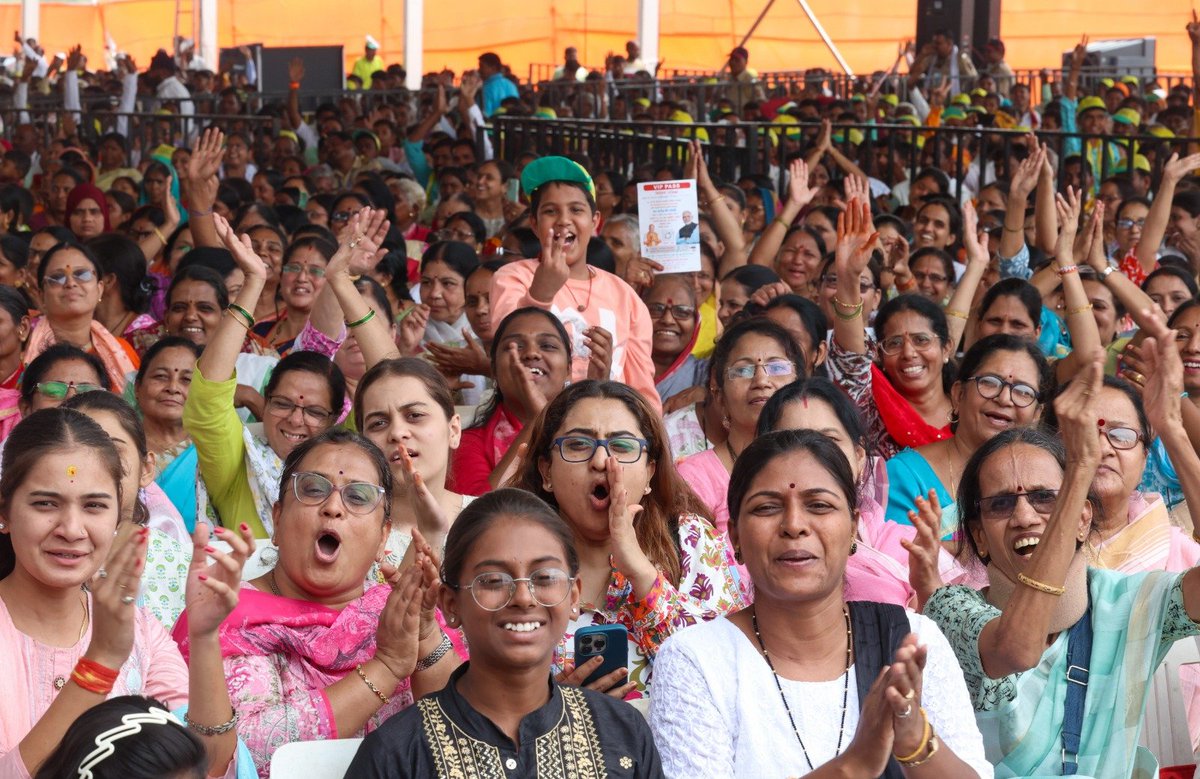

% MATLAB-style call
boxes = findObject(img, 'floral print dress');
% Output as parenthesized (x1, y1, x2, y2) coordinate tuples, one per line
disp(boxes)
(552, 514, 745, 696)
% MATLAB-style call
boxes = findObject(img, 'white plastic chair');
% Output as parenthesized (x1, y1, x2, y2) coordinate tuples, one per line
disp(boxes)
(1140, 636, 1200, 768)
(270, 738, 364, 778)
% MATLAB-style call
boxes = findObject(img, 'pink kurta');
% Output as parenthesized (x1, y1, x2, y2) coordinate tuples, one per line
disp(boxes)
(0, 594, 188, 779)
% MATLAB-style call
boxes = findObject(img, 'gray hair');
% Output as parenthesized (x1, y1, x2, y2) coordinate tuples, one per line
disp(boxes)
(605, 213, 639, 241)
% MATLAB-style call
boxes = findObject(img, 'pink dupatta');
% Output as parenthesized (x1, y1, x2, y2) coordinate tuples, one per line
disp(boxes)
(24, 318, 137, 391)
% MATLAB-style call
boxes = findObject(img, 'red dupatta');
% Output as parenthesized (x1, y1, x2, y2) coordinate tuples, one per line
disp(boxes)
(869, 364, 952, 450)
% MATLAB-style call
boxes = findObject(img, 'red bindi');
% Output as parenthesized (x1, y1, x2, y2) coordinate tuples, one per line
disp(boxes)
(1097, 419, 1105, 427)
(789, 483, 796, 489)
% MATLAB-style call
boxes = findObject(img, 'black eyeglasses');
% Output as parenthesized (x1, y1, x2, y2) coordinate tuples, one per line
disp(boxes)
(912, 270, 949, 285)
(967, 374, 1040, 408)
(646, 303, 696, 320)
(551, 435, 648, 464)
(1099, 424, 1143, 450)
(977, 488, 1059, 520)
(290, 472, 385, 514)
(450, 568, 575, 611)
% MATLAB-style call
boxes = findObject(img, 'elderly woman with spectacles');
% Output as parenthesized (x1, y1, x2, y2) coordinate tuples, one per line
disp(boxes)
(173, 427, 459, 778)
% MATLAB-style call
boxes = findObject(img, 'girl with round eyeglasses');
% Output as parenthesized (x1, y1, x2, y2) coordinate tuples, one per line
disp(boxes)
(346, 489, 665, 776)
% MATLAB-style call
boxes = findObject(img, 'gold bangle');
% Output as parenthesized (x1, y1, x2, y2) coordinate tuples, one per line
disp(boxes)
(833, 295, 862, 311)
(893, 707, 932, 763)
(1066, 303, 1094, 316)
(774, 215, 792, 230)
(152, 226, 166, 244)
(356, 663, 391, 705)
(1017, 572, 1066, 596)
(944, 308, 969, 320)
(902, 734, 940, 767)
(708, 194, 726, 207)
(1002, 223, 1023, 233)
(834, 302, 864, 321)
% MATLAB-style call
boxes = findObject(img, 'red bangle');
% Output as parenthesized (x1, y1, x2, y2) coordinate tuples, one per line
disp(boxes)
(896, 276, 917, 291)
(71, 657, 119, 695)
(289, 81, 301, 90)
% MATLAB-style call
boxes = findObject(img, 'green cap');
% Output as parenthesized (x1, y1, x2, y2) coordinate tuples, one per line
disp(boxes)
(940, 106, 967, 120)
(520, 156, 596, 199)
(1112, 107, 1140, 126)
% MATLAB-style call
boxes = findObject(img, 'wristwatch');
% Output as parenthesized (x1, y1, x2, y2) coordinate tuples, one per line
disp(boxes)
(1098, 265, 1116, 282)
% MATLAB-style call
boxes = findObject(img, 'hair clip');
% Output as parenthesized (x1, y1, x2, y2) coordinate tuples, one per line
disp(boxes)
(77, 707, 182, 779)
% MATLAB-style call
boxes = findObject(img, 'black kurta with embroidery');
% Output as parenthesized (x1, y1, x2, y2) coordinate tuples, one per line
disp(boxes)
(344, 664, 665, 778)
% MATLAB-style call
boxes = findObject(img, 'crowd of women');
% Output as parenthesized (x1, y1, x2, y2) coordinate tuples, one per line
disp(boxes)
(6, 31, 1200, 777)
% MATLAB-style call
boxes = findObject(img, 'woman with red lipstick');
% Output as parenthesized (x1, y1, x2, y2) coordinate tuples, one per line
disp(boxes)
(346, 488, 665, 777)
(650, 429, 990, 777)
(515, 380, 744, 695)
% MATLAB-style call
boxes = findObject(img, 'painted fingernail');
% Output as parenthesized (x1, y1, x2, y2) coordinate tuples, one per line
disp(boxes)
(204, 546, 216, 554)
(213, 526, 226, 534)
(240, 523, 250, 532)
(198, 574, 208, 581)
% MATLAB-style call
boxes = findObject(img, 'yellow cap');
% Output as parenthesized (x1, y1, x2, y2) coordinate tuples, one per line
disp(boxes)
(1133, 154, 1151, 173)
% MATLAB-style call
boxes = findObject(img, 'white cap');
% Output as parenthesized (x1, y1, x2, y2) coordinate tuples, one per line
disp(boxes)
(365, 35, 380, 49)
(177, 37, 195, 53)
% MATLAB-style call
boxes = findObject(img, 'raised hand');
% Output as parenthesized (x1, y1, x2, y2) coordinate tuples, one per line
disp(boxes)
(1054, 348, 1105, 470)
(186, 522, 254, 637)
(785, 157, 818, 209)
(328, 207, 390, 278)
(834, 198, 879, 278)
(585, 325, 614, 380)
(1071, 36, 1089, 68)
(1010, 136, 1045, 200)
(1190, 10, 1200, 46)
(1163, 152, 1200, 184)
(1053, 186, 1082, 258)
(529, 224, 571, 302)
(1134, 307, 1184, 431)
(288, 57, 305, 85)
(881, 233, 912, 285)
(901, 490, 946, 609)
(961, 200, 987, 265)
(162, 173, 181, 228)
(187, 126, 224, 210)
(498, 341, 550, 421)
(213, 213, 269, 282)
(66, 44, 83, 72)
(86, 523, 149, 668)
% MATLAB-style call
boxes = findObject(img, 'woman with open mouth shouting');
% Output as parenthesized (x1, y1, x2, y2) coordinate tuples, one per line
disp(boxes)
(514, 380, 744, 696)
(915, 344, 1200, 778)
(449, 307, 574, 497)
(346, 488, 666, 777)
(650, 429, 990, 778)
(173, 427, 461, 778)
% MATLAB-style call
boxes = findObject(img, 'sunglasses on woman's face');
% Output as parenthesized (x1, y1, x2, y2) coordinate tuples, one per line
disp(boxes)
(35, 380, 103, 399)
(43, 267, 96, 287)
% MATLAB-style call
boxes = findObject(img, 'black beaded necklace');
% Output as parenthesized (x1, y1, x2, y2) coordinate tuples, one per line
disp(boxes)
(750, 605, 853, 771)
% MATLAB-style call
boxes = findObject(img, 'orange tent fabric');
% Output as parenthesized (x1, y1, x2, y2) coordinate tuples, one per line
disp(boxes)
(1, 0, 1197, 83)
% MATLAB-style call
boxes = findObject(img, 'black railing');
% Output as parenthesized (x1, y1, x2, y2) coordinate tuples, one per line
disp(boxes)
(2, 108, 279, 152)
(491, 116, 1199, 199)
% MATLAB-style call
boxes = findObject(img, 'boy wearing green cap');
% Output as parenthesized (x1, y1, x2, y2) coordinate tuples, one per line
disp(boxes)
(490, 156, 661, 411)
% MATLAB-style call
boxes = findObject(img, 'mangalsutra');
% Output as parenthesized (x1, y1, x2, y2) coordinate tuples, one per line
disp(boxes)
(751, 605, 853, 771)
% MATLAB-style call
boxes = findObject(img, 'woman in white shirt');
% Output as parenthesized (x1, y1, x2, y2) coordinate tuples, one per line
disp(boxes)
(649, 428, 992, 778)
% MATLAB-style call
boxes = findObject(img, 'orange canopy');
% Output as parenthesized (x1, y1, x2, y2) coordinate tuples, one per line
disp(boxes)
(1, 0, 1196, 83)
